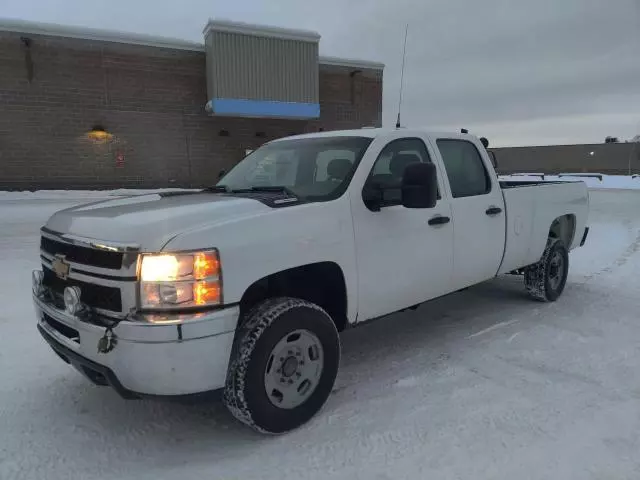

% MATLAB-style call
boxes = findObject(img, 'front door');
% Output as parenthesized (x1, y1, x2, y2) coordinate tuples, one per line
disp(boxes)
(433, 138, 506, 289)
(351, 136, 454, 322)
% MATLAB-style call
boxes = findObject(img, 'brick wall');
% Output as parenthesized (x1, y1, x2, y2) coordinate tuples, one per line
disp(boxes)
(0, 32, 383, 190)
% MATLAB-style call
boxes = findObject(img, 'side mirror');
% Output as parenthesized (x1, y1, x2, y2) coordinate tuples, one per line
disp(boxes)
(401, 162, 438, 209)
(218, 169, 227, 180)
(362, 184, 383, 212)
(488, 151, 498, 170)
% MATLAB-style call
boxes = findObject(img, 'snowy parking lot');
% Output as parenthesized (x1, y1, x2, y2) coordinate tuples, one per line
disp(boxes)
(2, 186, 640, 480)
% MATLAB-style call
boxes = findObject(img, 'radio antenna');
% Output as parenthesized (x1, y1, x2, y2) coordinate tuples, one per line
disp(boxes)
(395, 23, 409, 129)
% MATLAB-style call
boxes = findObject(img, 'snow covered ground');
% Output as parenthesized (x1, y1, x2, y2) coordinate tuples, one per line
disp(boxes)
(2, 187, 640, 480)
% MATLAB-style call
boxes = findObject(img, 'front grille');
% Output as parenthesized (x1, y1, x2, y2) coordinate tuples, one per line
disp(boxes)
(41, 236, 123, 270)
(42, 267, 122, 311)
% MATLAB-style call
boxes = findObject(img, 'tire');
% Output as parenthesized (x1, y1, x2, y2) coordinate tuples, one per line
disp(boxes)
(524, 238, 569, 302)
(223, 297, 340, 434)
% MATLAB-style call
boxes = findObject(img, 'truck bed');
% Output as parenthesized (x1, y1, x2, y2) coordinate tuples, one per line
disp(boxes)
(497, 180, 589, 275)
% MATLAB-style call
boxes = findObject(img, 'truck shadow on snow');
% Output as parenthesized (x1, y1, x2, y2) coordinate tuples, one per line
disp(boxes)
(332, 276, 537, 391)
(36, 275, 552, 461)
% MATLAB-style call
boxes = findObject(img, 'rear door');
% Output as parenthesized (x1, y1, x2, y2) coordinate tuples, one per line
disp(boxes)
(432, 137, 506, 289)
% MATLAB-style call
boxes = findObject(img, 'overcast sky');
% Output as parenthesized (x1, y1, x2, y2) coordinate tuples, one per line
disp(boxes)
(2, 0, 639, 146)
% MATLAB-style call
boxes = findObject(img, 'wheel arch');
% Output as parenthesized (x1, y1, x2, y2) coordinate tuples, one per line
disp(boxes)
(549, 214, 576, 247)
(238, 261, 349, 333)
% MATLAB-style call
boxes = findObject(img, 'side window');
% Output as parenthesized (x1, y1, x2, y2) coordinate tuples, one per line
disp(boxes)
(436, 139, 491, 198)
(364, 138, 433, 207)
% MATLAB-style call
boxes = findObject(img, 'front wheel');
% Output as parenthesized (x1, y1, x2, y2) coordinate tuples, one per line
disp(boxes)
(223, 297, 340, 434)
(524, 238, 569, 302)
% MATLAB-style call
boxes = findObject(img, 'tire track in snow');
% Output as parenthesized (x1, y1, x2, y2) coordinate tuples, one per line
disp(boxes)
(581, 225, 640, 283)
(466, 319, 522, 339)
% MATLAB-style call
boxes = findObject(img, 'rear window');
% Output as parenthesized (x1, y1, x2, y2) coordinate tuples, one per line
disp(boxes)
(436, 139, 491, 198)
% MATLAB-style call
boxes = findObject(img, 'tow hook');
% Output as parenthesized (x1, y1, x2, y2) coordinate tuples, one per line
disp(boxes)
(97, 327, 117, 354)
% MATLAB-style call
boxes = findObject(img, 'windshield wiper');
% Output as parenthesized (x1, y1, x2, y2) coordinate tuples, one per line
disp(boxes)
(202, 185, 230, 193)
(232, 186, 298, 197)
(202, 185, 299, 200)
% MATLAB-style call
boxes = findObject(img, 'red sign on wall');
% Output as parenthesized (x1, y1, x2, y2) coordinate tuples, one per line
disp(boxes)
(115, 151, 125, 168)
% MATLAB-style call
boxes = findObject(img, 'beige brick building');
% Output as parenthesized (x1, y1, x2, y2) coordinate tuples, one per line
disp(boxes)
(0, 19, 384, 190)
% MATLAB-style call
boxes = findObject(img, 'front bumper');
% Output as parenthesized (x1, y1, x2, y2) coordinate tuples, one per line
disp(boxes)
(33, 287, 239, 398)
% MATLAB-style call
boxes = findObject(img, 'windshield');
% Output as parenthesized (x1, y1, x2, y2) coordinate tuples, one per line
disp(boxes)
(217, 136, 374, 202)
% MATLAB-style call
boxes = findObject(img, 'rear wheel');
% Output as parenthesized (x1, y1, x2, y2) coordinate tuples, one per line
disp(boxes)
(524, 238, 569, 302)
(223, 297, 340, 434)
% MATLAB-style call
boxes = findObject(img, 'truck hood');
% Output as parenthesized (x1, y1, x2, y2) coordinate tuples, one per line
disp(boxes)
(44, 192, 271, 251)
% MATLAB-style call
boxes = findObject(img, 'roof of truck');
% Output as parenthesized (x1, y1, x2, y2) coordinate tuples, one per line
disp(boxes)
(270, 128, 479, 142)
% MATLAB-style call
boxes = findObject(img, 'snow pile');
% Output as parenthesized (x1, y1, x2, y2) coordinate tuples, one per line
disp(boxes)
(499, 173, 640, 190)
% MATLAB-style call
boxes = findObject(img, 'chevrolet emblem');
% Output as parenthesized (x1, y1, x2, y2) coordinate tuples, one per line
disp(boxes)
(51, 254, 70, 280)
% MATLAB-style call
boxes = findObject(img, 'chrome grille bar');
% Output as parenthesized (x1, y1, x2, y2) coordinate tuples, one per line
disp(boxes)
(39, 228, 140, 317)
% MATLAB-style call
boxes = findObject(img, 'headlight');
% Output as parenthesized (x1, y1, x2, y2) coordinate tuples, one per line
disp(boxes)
(139, 250, 221, 310)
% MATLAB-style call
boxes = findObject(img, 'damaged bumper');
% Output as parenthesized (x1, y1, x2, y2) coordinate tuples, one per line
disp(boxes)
(33, 285, 239, 398)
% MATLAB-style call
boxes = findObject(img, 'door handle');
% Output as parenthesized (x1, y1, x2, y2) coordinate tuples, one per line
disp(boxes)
(428, 215, 451, 226)
(485, 206, 503, 216)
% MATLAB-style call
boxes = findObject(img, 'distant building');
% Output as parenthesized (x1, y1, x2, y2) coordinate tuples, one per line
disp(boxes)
(0, 19, 383, 190)
(492, 142, 639, 175)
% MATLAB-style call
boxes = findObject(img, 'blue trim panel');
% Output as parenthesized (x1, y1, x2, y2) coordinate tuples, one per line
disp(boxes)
(208, 98, 320, 119)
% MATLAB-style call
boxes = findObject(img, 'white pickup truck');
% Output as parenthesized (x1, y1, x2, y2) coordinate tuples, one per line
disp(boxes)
(33, 128, 589, 434)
